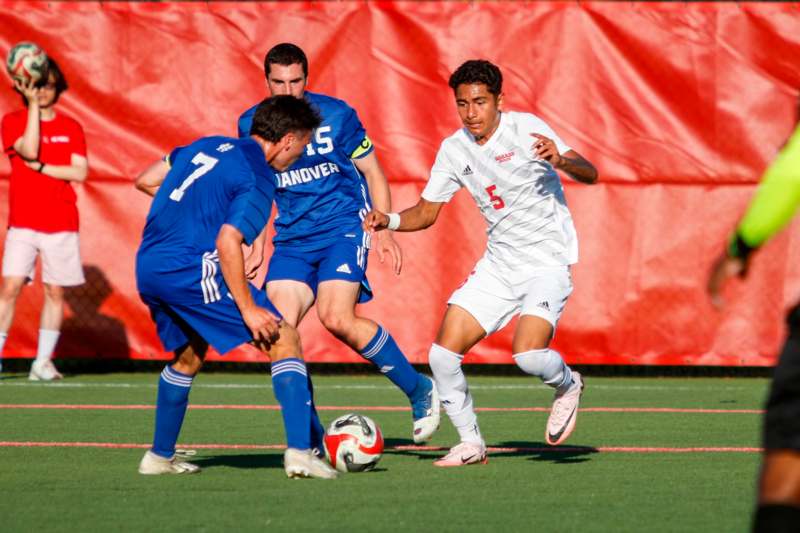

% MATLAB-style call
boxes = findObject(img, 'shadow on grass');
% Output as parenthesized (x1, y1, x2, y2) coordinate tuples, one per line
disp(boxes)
(494, 440, 598, 464)
(0, 373, 29, 381)
(383, 437, 598, 465)
(191, 453, 284, 470)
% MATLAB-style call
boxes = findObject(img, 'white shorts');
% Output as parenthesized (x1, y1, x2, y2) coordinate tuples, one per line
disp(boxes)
(2, 227, 85, 286)
(448, 257, 573, 336)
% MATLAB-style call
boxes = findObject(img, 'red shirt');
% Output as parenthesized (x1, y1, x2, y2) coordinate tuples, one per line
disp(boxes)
(1, 109, 87, 232)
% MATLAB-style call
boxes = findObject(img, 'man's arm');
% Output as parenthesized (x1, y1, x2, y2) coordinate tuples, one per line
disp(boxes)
(134, 160, 170, 197)
(244, 225, 268, 280)
(708, 123, 800, 308)
(531, 134, 598, 184)
(216, 223, 280, 342)
(363, 197, 445, 233)
(11, 79, 41, 161)
(24, 153, 88, 182)
(354, 150, 403, 274)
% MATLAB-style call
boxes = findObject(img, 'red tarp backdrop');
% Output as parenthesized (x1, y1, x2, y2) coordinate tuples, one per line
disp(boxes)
(1, 1, 799, 366)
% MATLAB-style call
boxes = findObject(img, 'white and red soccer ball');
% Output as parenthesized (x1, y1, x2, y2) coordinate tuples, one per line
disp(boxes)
(323, 413, 384, 473)
(6, 42, 48, 84)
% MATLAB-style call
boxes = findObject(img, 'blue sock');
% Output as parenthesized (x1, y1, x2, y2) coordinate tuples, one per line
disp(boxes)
(361, 325, 421, 398)
(307, 376, 325, 451)
(152, 366, 193, 458)
(271, 358, 311, 450)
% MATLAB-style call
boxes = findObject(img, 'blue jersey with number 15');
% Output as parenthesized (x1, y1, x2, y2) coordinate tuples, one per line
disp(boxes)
(238, 91, 375, 251)
(136, 136, 276, 303)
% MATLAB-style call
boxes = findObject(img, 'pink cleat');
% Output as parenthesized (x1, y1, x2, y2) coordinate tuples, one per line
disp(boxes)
(545, 372, 584, 446)
(433, 441, 488, 467)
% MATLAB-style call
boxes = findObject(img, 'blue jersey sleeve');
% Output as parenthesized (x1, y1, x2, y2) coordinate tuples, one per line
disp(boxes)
(237, 105, 257, 139)
(223, 142, 276, 245)
(337, 106, 373, 160)
(223, 185, 271, 245)
(165, 146, 186, 166)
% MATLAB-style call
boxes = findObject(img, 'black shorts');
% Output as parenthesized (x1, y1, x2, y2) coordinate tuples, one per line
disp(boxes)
(764, 304, 800, 451)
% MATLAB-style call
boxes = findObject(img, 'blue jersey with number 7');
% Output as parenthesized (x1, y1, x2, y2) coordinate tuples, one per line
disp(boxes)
(136, 136, 276, 303)
(238, 91, 375, 251)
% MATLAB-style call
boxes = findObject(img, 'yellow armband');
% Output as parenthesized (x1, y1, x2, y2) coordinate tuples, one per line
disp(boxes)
(351, 136, 373, 159)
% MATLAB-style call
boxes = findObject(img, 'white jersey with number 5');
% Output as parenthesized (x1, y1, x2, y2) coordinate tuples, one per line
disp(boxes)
(422, 111, 578, 273)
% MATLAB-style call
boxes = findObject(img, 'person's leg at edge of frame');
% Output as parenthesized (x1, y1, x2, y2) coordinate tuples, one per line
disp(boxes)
(753, 312, 800, 532)
(753, 451, 800, 532)
(428, 304, 488, 467)
(0, 276, 26, 373)
(138, 336, 206, 475)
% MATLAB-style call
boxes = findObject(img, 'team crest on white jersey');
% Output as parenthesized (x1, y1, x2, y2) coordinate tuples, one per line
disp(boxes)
(494, 151, 514, 163)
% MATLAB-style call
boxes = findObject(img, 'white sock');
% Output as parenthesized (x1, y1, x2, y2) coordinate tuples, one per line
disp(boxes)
(513, 348, 573, 391)
(428, 343, 483, 445)
(35, 329, 60, 363)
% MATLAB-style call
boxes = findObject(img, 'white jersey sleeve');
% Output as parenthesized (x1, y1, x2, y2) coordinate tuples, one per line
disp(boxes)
(422, 142, 463, 203)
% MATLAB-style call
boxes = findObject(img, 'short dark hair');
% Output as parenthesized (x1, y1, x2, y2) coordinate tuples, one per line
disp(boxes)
(18, 57, 68, 107)
(448, 60, 503, 96)
(264, 43, 308, 79)
(250, 94, 321, 142)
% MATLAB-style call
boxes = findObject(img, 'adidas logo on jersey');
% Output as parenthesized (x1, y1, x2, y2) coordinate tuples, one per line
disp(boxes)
(336, 263, 352, 274)
(216, 143, 234, 152)
(462, 165, 473, 176)
(537, 301, 550, 311)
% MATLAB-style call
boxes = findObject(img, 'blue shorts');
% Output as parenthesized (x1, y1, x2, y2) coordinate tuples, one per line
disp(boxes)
(140, 285, 282, 355)
(266, 235, 373, 304)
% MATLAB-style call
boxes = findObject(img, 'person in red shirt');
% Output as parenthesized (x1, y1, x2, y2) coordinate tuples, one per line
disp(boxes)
(0, 58, 88, 380)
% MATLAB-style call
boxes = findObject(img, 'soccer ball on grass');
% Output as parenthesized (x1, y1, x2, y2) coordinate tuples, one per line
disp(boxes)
(6, 42, 48, 84)
(323, 413, 384, 473)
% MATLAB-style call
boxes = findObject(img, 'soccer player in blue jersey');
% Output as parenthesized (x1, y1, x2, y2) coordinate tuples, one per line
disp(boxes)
(134, 95, 337, 479)
(238, 43, 440, 445)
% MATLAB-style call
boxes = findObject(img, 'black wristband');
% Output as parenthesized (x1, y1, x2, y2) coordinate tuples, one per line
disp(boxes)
(40, 162, 46, 173)
(727, 232, 756, 260)
(36, 161, 44, 173)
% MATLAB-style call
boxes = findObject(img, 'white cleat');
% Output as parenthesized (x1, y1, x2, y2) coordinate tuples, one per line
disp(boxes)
(545, 372, 584, 446)
(412, 376, 441, 444)
(284, 448, 338, 480)
(433, 441, 488, 467)
(138, 450, 200, 475)
(28, 360, 63, 381)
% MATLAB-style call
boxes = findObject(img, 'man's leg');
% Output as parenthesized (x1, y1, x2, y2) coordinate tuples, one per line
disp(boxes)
(267, 279, 325, 453)
(265, 321, 337, 479)
(428, 304, 488, 466)
(33, 229, 84, 380)
(753, 306, 800, 531)
(512, 315, 582, 445)
(317, 280, 438, 442)
(0, 276, 26, 372)
(513, 267, 582, 446)
(139, 335, 206, 475)
(29, 282, 65, 380)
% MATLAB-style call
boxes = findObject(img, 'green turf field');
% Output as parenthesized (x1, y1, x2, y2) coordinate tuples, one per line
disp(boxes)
(0, 373, 768, 532)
